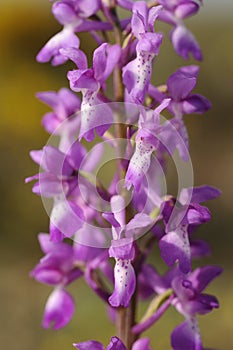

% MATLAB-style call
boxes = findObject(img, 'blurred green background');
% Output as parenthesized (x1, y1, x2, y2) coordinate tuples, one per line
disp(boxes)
(0, 1, 232, 349)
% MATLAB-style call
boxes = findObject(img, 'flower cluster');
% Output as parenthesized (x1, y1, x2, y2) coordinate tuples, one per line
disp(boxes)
(27, 1, 222, 349)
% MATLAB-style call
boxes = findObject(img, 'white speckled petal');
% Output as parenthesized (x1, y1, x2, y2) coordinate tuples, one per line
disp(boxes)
(125, 140, 154, 191)
(109, 258, 136, 307)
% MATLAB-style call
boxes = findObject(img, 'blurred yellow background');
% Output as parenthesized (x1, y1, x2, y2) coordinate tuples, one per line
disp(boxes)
(0, 1, 232, 349)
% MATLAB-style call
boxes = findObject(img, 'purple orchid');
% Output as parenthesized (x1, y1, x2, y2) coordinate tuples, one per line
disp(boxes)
(103, 195, 152, 307)
(171, 266, 222, 350)
(150, 65, 211, 118)
(158, 0, 202, 60)
(36, 88, 81, 135)
(36, 0, 111, 65)
(148, 65, 211, 162)
(125, 98, 190, 191)
(31, 233, 82, 329)
(25, 143, 85, 198)
(63, 44, 121, 141)
(26, 141, 105, 240)
(29, 1, 222, 348)
(122, 1, 163, 103)
(167, 65, 211, 116)
(159, 185, 221, 273)
(135, 264, 222, 350)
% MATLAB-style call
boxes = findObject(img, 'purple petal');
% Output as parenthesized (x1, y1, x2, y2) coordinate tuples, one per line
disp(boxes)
(167, 65, 199, 101)
(42, 145, 74, 175)
(68, 69, 98, 92)
(81, 142, 104, 172)
(179, 185, 221, 205)
(131, 1, 149, 37)
(31, 267, 63, 285)
(75, 0, 100, 18)
(38, 233, 57, 254)
(109, 238, 134, 260)
(52, 2, 77, 25)
(126, 213, 152, 239)
(190, 239, 211, 259)
(74, 223, 107, 260)
(158, 8, 176, 25)
(58, 87, 81, 115)
(159, 118, 190, 162)
(188, 266, 222, 293)
(137, 33, 163, 55)
(37, 28, 80, 66)
(172, 276, 195, 301)
(182, 93, 211, 114)
(42, 113, 61, 134)
(30, 149, 43, 166)
(50, 222, 65, 242)
(171, 25, 202, 61)
(60, 47, 88, 69)
(36, 90, 58, 109)
(66, 141, 86, 170)
(42, 288, 75, 330)
(159, 226, 191, 273)
(31, 173, 66, 198)
(73, 340, 104, 350)
(103, 212, 121, 229)
(37, 88, 81, 134)
(74, 19, 112, 32)
(50, 200, 84, 238)
(175, 3, 200, 19)
(148, 5, 162, 31)
(106, 336, 126, 350)
(185, 204, 211, 225)
(93, 44, 121, 85)
(132, 338, 151, 350)
(171, 319, 203, 350)
(187, 294, 219, 315)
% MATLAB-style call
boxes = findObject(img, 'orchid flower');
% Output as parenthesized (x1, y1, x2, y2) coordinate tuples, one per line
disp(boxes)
(63, 44, 121, 141)
(122, 1, 163, 103)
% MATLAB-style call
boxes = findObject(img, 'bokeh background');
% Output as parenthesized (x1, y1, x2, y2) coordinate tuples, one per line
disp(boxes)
(0, 1, 232, 349)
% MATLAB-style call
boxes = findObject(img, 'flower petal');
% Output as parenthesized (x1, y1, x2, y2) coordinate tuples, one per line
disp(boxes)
(109, 258, 136, 307)
(132, 338, 151, 350)
(93, 44, 121, 85)
(73, 341, 104, 350)
(171, 319, 203, 350)
(79, 91, 113, 141)
(188, 266, 223, 293)
(179, 185, 221, 205)
(159, 226, 191, 273)
(125, 138, 154, 191)
(42, 288, 75, 330)
(106, 336, 126, 350)
(182, 94, 211, 114)
(50, 200, 84, 238)
(167, 65, 199, 101)
(37, 28, 80, 66)
(171, 25, 202, 61)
